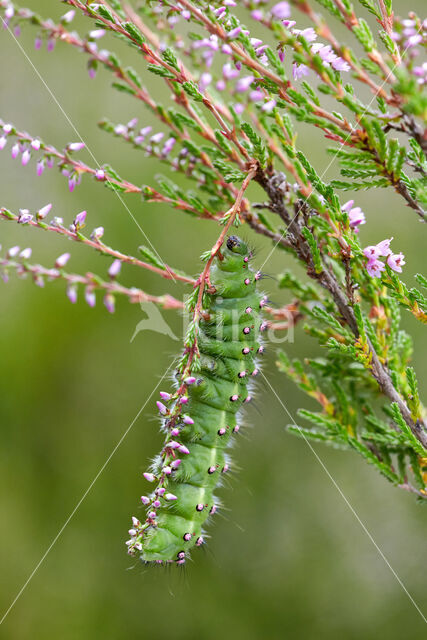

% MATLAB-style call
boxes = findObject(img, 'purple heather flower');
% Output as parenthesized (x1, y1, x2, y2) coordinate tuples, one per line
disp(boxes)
(156, 401, 167, 415)
(68, 142, 85, 152)
(331, 56, 350, 72)
(37, 160, 45, 176)
(292, 62, 309, 80)
(170, 459, 181, 469)
(366, 259, 385, 278)
(183, 415, 194, 425)
(8, 246, 20, 258)
(235, 75, 254, 92)
(141, 495, 150, 505)
(223, 63, 239, 80)
(199, 72, 212, 92)
(143, 472, 155, 483)
(11, 144, 19, 159)
(19, 248, 32, 260)
(387, 252, 406, 273)
(108, 259, 121, 278)
(250, 89, 264, 102)
(216, 79, 226, 91)
(104, 294, 115, 313)
(178, 444, 190, 455)
(90, 226, 104, 240)
(407, 34, 422, 47)
(162, 137, 176, 156)
(21, 149, 31, 166)
(271, 2, 291, 19)
(95, 169, 105, 180)
(18, 210, 33, 224)
(61, 9, 75, 24)
(342, 200, 366, 231)
(89, 29, 106, 40)
(85, 288, 96, 307)
(159, 391, 171, 401)
(31, 139, 41, 151)
(68, 177, 76, 192)
(156, 487, 165, 496)
(251, 10, 263, 21)
(47, 38, 55, 52)
(185, 376, 196, 384)
(262, 99, 277, 113)
(74, 210, 87, 228)
(165, 493, 177, 501)
(67, 284, 77, 304)
(150, 132, 164, 144)
(221, 44, 232, 55)
(234, 103, 245, 115)
(0, 136, 7, 150)
(227, 26, 242, 39)
(364, 238, 393, 260)
(36, 203, 52, 220)
(55, 253, 71, 268)
(180, 396, 189, 404)
(34, 37, 42, 50)
(294, 27, 317, 43)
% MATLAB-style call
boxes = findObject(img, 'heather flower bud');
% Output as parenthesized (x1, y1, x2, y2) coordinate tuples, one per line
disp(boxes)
(143, 472, 155, 483)
(55, 253, 71, 268)
(68, 142, 85, 152)
(66, 284, 77, 304)
(90, 226, 104, 240)
(108, 259, 121, 278)
(74, 210, 87, 228)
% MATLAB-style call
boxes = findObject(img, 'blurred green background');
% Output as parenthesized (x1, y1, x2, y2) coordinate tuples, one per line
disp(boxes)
(0, 2, 426, 638)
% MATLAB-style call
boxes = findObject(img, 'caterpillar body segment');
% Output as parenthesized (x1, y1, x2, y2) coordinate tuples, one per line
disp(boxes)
(126, 236, 265, 565)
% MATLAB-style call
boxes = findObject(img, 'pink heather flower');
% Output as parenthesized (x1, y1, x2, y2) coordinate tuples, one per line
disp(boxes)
(156, 401, 167, 415)
(11, 143, 19, 159)
(37, 160, 45, 176)
(36, 203, 52, 219)
(159, 391, 171, 401)
(363, 238, 393, 260)
(8, 246, 20, 258)
(227, 26, 242, 39)
(141, 495, 150, 505)
(95, 169, 105, 180)
(341, 200, 366, 231)
(74, 210, 87, 228)
(223, 63, 239, 80)
(250, 89, 264, 102)
(104, 293, 115, 313)
(234, 103, 245, 115)
(235, 75, 254, 92)
(31, 139, 41, 151)
(5, 6, 14, 19)
(0, 136, 7, 150)
(61, 9, 75, 24)
(108, 259, 121, 278)
(90, 226, 104, 240)
(387, 252, 406, 273)
(89, 29, 106, 39)
(143, 472, 155, 483)
(216, 79, 226, 91)
(67, 284, 77, 304)
(294, 27, 317, 43)
(292, 62, 309, 81)
(366, 259, 385, 278)
(183, 415, 194, 425)
(221, 44, 232, 55)
(262, 99, 277, 113)
(19, 248, 32, 260)
(85, 288, 96, 307)
(407, 34, 422, 47)
(55, 253, 71, 268)
(34, 37, 42, 50)
(18, 210, 33, 224)
(162, 137, 176, 156)
(88, 66, 97, 80)
(47, 38, 55, 52)
(165, 493, 177, 501)
(251, 10, 263, 20)
(21, 149, 31, 166)
(150, 132, 164, 144)
(185, 376, 196, 384)
(3, 124, 13, 134)
(68, 177, 76, 192)
(199, 72, 212, 92)
(271, 2, 291, 19)
(68, 142, 85, 152)
(332, 57, 350, 72)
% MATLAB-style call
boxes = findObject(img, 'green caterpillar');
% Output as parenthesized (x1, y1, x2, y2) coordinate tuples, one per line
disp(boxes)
(126, 236, 266, 565)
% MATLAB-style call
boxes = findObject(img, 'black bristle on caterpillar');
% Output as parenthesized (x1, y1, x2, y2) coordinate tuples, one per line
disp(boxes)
(126, 236, 265, 565)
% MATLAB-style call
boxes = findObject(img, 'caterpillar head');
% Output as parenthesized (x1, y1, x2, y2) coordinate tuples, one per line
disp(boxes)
(220, 236, 251, 272)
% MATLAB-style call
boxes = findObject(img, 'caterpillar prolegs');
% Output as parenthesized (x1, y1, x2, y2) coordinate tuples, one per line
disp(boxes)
(126, 236, 266, 564)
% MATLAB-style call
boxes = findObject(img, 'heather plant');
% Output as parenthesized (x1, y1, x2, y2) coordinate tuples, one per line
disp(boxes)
(0, 0, 426, 565)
